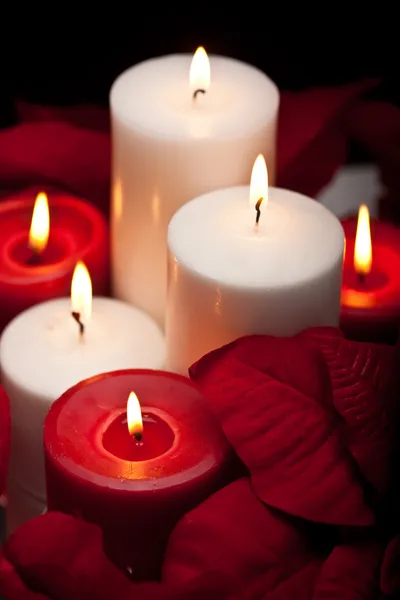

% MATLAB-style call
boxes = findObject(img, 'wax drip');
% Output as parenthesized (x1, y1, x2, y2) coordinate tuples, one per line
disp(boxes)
(193, 88, 206, 101)
(255, 197, 263, 225)
(71, 312, 84, 336)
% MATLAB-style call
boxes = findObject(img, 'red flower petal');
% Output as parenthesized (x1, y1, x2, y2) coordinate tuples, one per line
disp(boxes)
(239, 560, 322, 600)
(299, 328, 400, 495)
(380, 535, 400, 595)
(2, 512, 142, 600)
(164, 478, 317, 594)
(0, 551, 49, 600)
(190, 336, 374, 526)
(0, 385, 10, 496)
(312, 541, 384, 599)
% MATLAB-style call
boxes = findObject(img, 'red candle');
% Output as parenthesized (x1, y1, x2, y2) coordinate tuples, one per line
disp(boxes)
(341, 204, 400, 343)
(0, 188, 109, 333)
(44, 370, 232, 581)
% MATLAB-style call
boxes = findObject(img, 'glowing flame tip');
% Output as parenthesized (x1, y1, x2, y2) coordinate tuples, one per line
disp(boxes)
(29, 192, 50, 254)
(354, 204, 372, 276)
(71, 261, 92, 326)
(127, 392, 143, 439)
(249, 154, 268, 213)
(190, 46, 210, 94)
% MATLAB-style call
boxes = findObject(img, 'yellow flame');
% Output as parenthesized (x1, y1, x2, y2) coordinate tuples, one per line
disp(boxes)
(190, 46, 210, 94)
(29, 192, 50, 253)
(71, 261, 92, 325)
(127, 392, 143, 438)
(249, 154, 268, 210)
(354, 204, 372, 276)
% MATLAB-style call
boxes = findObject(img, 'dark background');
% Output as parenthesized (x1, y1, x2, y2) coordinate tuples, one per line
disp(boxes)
(0, 18, 399, 128)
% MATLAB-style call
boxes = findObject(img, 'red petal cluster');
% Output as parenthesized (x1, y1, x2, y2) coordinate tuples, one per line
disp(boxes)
(1, 328, 399, 599)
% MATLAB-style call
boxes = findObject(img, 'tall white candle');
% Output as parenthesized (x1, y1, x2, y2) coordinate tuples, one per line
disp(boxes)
(110, 48, 279, 327)
(166, 156, 344, 375)
(0, 262, 165, 533)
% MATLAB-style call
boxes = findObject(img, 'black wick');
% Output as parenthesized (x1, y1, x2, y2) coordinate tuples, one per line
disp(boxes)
(193, 88, 206, 101)
(358, 273, 366, 284)
(26, 251, 41, 266)
(71, 311, 84, 336)
(133, 431, 143, 443)
(255, 197, 263, 225)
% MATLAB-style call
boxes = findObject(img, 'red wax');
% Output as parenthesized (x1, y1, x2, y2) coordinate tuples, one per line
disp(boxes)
(44, 370, 232, 581)
(102, 412, 175, 461)
(0, 188, 109, 333)
(341, 217, 400, 343)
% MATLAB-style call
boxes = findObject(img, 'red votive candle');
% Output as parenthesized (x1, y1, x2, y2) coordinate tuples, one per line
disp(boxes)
(341, 205, 400, 343)
(44, 370, 232, 581)
(0, 188, 109, 333)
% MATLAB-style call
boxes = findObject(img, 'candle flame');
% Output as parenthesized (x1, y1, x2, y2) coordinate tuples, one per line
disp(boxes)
(354, 204, 372, 276)
(29, 192, 50, 254)
(127, 391, 143, 439)
(249, 154, 268, 211)
(190, 46, 210, 95)
(71, 261, 92, 325)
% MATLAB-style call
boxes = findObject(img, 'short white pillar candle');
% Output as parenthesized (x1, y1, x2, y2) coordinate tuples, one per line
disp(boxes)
(110, 48, 279, 327)
(0, 262, 165, 532)
(166, 155, 344, 375)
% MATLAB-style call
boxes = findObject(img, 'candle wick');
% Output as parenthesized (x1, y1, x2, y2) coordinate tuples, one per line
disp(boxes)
(358, 272, 366, 285)
(26, 250, 41, 266)
(71, 311, 85, 337)
(193, 88, 206, 101)
(255, 197, 263, 225)
(133, 431, 142, 442)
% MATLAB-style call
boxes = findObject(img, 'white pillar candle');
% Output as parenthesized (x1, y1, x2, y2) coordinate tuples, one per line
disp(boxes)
(166, 155, 344, 375)
(0, 262, 165, 532)
(110, 48, 279, 327)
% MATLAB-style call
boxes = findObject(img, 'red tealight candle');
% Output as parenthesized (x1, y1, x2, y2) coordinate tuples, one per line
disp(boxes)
(341, 204, 400, 343)
(44, 370, 232, 581)
(0, 188, 109, 333)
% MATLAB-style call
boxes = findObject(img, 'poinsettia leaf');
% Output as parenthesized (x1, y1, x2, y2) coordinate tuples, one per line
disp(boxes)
(299, 327, 400, 496)
(238, 560, 322, 600)
(312, 541, 383, 599)
(380, 534, 400, 595)
(190, 335, 374, 527)
(164, 478, 315, 594)
(0, 385, 10, 495)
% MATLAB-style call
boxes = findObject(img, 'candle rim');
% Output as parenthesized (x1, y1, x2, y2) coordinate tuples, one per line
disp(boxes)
(44, 369, 230, 491)
(110, 53, 279, 142)
(168, 185, 345, 289)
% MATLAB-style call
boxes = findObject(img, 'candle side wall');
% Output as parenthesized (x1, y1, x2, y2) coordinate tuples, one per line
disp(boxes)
(111, 117, 277, 328)
(165, 251, 343, 375)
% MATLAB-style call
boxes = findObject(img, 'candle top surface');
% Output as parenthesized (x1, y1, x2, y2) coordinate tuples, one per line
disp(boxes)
(0, 297, 165, 400)
(0, 190, 107, 283)
(168, 186, 344, 288)
(44, 369, 230, 490)
(341, 217, 400, 319)
(110, 54, 278, 140)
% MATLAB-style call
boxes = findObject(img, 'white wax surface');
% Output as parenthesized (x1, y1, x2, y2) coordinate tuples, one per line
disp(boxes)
(166, 187, 344, 374)
(0, 297, 165, 520)
(110, 54, 279, 326)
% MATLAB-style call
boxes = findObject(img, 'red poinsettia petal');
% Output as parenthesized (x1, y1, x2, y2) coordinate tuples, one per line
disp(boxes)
(0, 551, 49, 600)
(299, 327, 400, 495)
(0, 385, 10, 496)
(2, 511, 151, 600)
(190, 336, 373, 526)
(380, 535, 400, 595)
(172, 572, 232, 600)
(164, 478, 316, 593)
(312, 541, 384, 599)
(238, 560, 322, 600)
